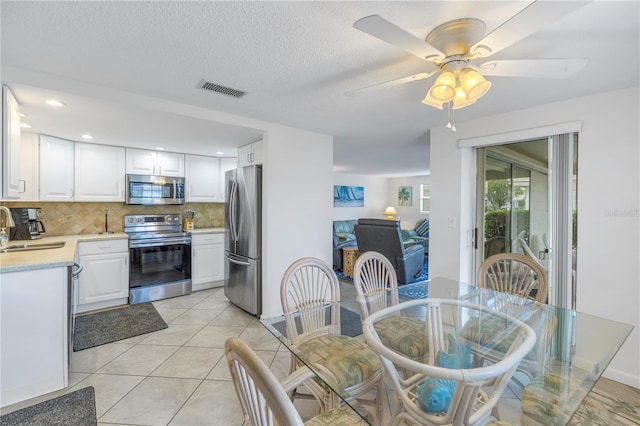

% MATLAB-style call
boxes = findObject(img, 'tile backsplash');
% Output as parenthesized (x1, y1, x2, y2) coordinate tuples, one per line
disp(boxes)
(0, 202, 224, 236)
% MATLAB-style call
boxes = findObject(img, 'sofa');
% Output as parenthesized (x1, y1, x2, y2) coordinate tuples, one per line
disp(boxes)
(354, 218, 425, 284)
(332, 220, 357, 270)
(400, 218, 430, 254)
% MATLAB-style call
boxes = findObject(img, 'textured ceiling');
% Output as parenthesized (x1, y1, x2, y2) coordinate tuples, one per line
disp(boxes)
(2, 1, 638, 176)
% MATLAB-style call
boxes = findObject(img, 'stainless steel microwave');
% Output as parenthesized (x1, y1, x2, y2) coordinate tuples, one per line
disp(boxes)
(125, 174, 185, 205)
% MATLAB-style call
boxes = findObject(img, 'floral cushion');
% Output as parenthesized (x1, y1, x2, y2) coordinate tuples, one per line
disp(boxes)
(461, 315, 537, 360)
(521, 372, 571, 426)
(298, 334, 382, 398)
(374, 316, 428, 361)
(305, 406, 368, 425)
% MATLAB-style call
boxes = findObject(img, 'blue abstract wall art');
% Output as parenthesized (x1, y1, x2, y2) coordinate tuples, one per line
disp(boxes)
(334, 185, 364, 207)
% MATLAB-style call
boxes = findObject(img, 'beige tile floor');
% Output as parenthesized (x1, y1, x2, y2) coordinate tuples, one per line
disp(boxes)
(2, 284, 524, 425)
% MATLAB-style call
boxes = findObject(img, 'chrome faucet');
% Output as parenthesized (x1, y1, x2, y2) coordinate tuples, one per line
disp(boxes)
(0, 206, 16, 228)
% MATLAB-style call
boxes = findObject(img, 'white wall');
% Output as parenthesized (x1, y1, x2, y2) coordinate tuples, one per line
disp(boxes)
(262, 127, 333, 318)
(430, 86, 640, 387)
(388, 175, 430, 229)
(332, 173, 389, 221)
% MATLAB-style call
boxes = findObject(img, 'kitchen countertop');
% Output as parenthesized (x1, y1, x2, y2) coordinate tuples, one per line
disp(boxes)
(0, 233, 129, 273)
(189, 228, 224, 234)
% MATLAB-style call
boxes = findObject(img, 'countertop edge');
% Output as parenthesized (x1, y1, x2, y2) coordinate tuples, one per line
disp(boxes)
(0, 233, 129, 273)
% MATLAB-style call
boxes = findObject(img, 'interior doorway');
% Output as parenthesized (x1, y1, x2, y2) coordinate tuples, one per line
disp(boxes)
(475, 135, 578, 308)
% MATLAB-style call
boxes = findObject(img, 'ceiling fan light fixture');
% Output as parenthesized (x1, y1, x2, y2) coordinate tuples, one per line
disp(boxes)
(452, 85, 476, 110)
(428, 71, 456, 101)
(421, 92, 445, 110)
(460, 68, 491, 100)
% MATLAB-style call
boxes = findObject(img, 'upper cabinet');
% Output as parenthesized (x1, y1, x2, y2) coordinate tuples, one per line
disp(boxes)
(17, 132, 39, 201)
(75, 143, 125, 202)
(219, 157, 237, 202)
(125, 148, 184, 177)
(2, 86, 22, 199)
(237, 140, 263, 167)
(185, 154, 221, 202)
(39, 135, 74, 201)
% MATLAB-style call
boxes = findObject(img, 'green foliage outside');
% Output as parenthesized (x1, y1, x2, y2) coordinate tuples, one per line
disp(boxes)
(484, 209, 530, 240)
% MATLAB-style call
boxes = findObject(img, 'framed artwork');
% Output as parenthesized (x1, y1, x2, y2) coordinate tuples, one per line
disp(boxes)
(334, 185, 364, 207)
(398, 186, 412, 206)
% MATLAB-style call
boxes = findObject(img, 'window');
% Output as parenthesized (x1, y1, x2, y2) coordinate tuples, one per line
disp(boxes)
(420, 184, 430, 214)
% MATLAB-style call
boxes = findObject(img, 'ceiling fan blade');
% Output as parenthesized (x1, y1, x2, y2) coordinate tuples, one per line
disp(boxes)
(354, 15, 446, 62)
(470, 1, 591, 58)
(478, 59, 589, 78)
(345, 71, 437, 97)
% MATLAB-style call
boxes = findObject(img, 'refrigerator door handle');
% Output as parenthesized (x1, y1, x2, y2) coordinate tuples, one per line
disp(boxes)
(229, 180, 239, 242)
(225, 253, 251, 266)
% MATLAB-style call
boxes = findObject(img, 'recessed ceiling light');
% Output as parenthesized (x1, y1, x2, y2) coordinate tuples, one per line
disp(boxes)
(216, 151, 224, 155)
(20, 113, 27, 117)
(45, 99, 66, 107)
(156, 147, 165, 150)
(81, 134, 94, 140)
(20, 123, 32, 128)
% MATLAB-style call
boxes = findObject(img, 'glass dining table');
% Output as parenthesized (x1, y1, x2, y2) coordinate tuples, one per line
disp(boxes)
(259, 276, 634, 425)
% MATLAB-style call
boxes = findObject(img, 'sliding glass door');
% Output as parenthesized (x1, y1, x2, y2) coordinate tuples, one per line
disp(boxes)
(475, 136, 577, 308)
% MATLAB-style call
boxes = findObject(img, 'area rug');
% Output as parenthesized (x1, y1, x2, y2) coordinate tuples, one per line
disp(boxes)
(0, 386, 97, 426)
(271, 307, 363, 338)
(569, 377, 640, 425)
(336, 256, 429, 284)
(73, 303, 167, 351)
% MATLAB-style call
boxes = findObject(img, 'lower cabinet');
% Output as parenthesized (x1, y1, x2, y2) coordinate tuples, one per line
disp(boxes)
(1, 266, 68, 407)
(76, 239, 129, 314)
(192, 233, 224, 291)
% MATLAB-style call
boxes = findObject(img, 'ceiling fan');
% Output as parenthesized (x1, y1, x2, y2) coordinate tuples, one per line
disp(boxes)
(348, 1, 590, 113)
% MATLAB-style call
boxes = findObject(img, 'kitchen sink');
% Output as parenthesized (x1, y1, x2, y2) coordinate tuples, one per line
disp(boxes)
(0, 241, 66, 253)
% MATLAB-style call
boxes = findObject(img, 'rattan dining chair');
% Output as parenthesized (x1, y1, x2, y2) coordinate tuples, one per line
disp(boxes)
(468, 253, 556, 384)
(353, 251, 428, 364)
(363, 298, 536, 426)
(280, 257, 384, 423)
(225, 337, 368, 426)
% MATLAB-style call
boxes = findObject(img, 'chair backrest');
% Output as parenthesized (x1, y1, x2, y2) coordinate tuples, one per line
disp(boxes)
(354, 219, 405, 268)
(477, 253, 548, 304)
(353, 251, 399, 318)
(225, 336, 304, 426)
(280, 257, 340, 345)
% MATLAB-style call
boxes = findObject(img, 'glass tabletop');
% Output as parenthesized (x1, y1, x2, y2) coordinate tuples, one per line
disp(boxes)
(260, 276, 634, 425)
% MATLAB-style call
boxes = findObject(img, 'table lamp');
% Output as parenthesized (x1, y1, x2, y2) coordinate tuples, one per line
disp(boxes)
(384, 206, 398, 220)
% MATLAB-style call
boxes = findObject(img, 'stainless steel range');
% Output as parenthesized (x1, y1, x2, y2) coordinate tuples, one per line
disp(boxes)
(125, 213, 192, 304)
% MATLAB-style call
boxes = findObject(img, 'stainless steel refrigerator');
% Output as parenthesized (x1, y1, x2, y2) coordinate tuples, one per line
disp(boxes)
(224, 164, 262, 316)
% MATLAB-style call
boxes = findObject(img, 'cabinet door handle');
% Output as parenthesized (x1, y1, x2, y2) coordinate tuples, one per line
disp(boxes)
(19, 180, 26, 193)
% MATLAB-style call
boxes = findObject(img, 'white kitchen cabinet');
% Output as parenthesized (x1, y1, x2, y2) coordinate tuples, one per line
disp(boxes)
(191, 233, 224, 291)
(39, 135, 74, 201)
(1, 266, 68, 407)
(126, 148, 184, 177)
(76, 239, 129, 313)
(237, 140, 263, 167)
(17, 132, 39, 201)
(185, 154, 221, 202)
(75, 143, 125, 201)
(2, 85, 22, 199)
(219, 157, 237, 201)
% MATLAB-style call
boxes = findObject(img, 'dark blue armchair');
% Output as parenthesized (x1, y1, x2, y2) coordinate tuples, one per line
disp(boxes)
(354, 218, 424, 284)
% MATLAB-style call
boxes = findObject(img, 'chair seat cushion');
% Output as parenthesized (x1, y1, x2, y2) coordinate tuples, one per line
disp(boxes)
(298, 334, 382, 395)
(305, 406, 368, 425)
(521, 372, 573, 425)
(461, 315, 537, 360)
(374, 316, 427, 361)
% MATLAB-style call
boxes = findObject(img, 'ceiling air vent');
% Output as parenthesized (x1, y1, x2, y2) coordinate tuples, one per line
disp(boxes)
(198, 80, 247, 99)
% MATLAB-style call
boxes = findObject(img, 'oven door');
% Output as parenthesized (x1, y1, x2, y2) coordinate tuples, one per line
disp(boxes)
(129, 242, 192, 288)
